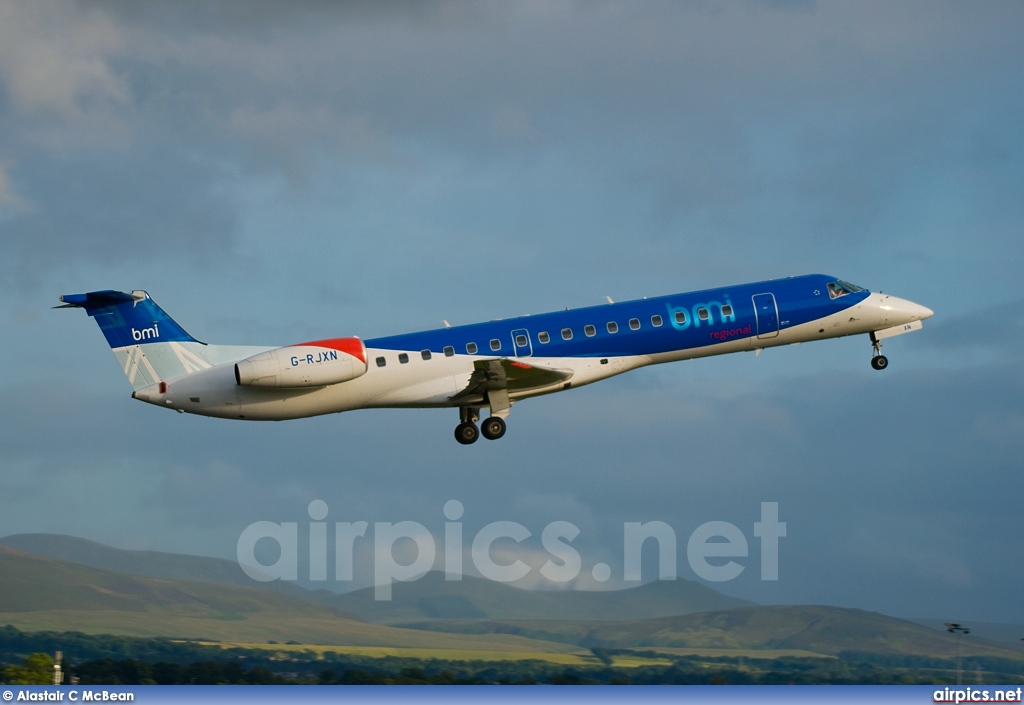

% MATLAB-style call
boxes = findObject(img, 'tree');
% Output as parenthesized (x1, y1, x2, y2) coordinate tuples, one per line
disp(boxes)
(4, 653, 55, 685)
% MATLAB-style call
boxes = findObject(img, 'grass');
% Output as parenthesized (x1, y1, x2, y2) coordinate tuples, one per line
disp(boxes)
(623, 646, 836, 659)
(0, 610, 583, 654)
(193, 641, 673, 667)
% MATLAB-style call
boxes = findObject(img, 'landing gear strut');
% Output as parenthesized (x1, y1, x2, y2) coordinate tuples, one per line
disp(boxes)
(454, 407, 480, 445)
(870, 333, 888, 371)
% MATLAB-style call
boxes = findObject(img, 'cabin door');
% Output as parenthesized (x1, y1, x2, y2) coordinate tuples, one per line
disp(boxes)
(752, 293, 780, 339)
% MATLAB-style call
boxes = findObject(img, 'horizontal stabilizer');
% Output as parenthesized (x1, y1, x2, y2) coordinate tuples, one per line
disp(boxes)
(58, 290, 144, 310)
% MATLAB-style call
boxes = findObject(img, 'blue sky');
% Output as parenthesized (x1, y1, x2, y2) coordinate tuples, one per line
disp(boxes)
(1, 1, 1022, 624)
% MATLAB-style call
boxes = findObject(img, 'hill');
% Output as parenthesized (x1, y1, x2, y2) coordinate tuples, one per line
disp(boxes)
(0, 533, 753, 624)
(5, 534, 1018, 662)
(330, 571, 753, 624)
(0, 533, 330, 603)
(0, 544, 332, 616)
(0, 545, 580, 653)
(403, 606, 1024, 658)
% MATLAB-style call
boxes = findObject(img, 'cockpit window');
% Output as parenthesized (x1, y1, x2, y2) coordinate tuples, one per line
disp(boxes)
(827, 280, 866, 299)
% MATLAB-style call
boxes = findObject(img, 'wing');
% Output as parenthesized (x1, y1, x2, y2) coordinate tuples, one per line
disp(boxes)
(451, 358, 573, 404)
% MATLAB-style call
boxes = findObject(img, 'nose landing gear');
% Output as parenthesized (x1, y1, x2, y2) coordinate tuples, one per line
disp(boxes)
(870, 333, 888, 371)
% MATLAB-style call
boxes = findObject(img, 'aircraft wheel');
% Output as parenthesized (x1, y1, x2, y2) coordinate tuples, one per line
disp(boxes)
(455, 422, 479, 445)
(481, 417, 506, 441)
(871, 355, 888, 371)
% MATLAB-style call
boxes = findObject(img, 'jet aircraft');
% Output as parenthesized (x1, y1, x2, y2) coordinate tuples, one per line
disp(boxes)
(60, 274, 932, 444)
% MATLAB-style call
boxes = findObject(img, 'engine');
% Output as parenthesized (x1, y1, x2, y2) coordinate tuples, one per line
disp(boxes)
(235, 337, 368, 388)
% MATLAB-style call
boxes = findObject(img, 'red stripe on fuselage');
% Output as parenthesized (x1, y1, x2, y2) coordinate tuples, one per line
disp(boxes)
(293, 337, 366, 364)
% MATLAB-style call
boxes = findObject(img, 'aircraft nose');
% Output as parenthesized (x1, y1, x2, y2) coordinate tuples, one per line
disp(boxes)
(881, 295, 934, 323)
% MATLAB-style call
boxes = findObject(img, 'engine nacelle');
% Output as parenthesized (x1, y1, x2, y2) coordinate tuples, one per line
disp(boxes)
(235, 337, 367, 388)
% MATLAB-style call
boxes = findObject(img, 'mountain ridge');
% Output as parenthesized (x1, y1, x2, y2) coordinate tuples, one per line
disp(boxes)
(0, 533, 754, 623)
(4, 533, 1020, 660)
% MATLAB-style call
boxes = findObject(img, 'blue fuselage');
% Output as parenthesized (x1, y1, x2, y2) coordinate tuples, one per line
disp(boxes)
(367, 274, 868, 359)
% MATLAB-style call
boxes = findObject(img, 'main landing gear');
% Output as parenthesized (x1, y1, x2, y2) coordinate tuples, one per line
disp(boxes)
(870, 333, 888, 371)
(454, 407, 507, 445)
(454, 422, 479, 444)
(481, 416, 507, 440)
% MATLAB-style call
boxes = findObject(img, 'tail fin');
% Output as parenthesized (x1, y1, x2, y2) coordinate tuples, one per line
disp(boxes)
(58, 290, 214, 389)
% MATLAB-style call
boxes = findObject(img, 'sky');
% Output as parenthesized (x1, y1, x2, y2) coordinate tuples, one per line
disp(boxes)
(0, 0, 1022, 624)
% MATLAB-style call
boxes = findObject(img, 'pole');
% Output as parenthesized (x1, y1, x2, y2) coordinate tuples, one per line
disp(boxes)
(945, 623, 970, 686)
(955, 633, 962, 686)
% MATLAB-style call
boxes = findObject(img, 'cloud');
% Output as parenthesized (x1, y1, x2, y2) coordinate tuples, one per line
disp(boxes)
(0, 160, 28, 210)
(0, 2, 131, 122)
(0, 147, 237, 285)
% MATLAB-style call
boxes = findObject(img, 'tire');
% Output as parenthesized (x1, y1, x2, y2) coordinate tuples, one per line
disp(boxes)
(481, 416, 507, 440)
(454, 422, 479, 445)
(871, 355, 888, 371)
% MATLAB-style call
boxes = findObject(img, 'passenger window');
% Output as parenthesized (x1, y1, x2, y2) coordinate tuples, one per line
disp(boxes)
(674, 311, 687, 325)
(466, 342, 478, 354)
(490, 339, 501, 351)
(721, 305, 732, 317)
(561, 328, 573, 340)
(698, 308, 709, 321)
(398, 353, 409, 364)
(629, 318, 640, 330)
(444, 346, 454, 357)
(421, 349, 432, 360)
(651, 315, 663, 327)
(515, 334, 528, 347)
(607, 322, 618, 334)
(538, 332, 550, 344)
(375, 356, 386, 367)
(584, 324, 596, 337)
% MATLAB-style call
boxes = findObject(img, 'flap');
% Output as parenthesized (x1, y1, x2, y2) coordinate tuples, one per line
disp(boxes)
(452, 358, 573, 401)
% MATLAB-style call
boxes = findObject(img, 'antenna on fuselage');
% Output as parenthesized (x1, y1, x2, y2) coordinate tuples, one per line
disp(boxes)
(442, 320, 451, 328)
(605, 296, 614, 304)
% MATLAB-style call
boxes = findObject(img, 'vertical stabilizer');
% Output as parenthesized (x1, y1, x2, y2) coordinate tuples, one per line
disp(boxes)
(57, 290, 213, 390)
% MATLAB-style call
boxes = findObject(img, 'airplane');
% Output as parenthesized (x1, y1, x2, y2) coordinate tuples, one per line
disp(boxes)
(59, 274, 933, 444)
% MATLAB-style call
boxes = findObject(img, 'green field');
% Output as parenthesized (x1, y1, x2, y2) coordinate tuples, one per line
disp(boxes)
(192, 641, 672, 667)
(622, 646, 835, 659)
(401, 608, 1024, 659)
(0, 609, 585, 654)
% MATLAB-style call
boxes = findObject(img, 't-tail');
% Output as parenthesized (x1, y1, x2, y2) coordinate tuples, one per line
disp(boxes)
(57, 290, 214, 391)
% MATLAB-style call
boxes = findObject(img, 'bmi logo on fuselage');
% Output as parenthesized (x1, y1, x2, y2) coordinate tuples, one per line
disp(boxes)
(666, 296, 736, 330)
